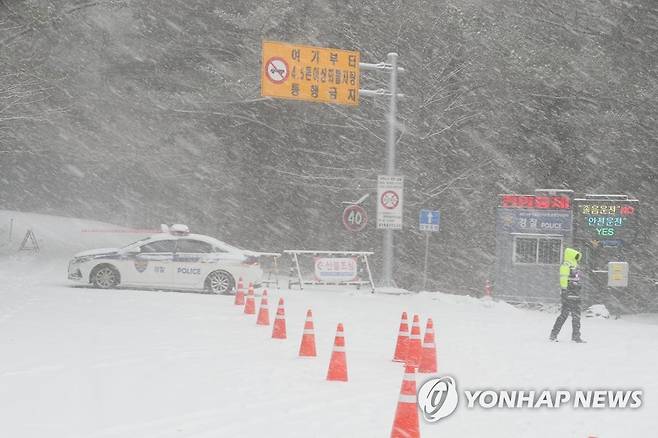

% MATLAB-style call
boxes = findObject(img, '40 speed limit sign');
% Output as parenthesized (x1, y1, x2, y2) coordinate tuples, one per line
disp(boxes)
(342, 204, 368, 232)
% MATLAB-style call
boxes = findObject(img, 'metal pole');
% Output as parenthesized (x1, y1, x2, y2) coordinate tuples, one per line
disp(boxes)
(422, 232, 430, 290)
(293, 252, 304, 290)
(363, 254, 376, 293)
(381, 52, 399, 287)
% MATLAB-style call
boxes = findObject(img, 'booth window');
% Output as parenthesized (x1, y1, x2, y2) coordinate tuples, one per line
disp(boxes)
(513, 236, 562, 265)
(537, 238, 562, 264)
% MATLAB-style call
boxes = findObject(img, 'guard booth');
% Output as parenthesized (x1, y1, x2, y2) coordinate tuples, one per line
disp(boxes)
(494, 190, 573, 303)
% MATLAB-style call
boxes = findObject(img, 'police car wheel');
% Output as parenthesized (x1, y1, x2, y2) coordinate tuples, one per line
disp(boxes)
(91, 265, 119, 289)
(206, 270, 234, 295)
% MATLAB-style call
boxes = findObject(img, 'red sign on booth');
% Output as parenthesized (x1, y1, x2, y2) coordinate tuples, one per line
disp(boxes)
(500, 195, 570, 210)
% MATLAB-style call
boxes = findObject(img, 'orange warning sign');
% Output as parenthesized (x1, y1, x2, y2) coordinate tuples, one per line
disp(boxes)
(261, 41, 360, 106)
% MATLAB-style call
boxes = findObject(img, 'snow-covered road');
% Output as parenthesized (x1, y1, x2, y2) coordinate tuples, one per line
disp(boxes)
(1, 254, 657, 438)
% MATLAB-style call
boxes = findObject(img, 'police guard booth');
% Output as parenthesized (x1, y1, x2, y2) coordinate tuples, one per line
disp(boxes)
(494, 190, 573, 304)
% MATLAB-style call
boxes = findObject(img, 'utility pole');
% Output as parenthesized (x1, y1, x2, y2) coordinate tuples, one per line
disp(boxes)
(360, 53, 404, 287)
(382, 53, 399, 287)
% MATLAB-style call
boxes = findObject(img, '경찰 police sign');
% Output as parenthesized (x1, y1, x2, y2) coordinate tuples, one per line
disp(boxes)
(496, 209, 572, 234)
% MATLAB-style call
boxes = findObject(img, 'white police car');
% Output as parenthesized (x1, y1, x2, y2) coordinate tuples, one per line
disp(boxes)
(67, 224, 263, 294)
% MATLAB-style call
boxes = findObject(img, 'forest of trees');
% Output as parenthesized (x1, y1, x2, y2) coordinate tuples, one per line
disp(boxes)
(1, 0, 656, 308)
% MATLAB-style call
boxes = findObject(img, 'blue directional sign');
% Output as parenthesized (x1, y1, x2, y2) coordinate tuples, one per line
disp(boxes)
(419, 209, 440, 232)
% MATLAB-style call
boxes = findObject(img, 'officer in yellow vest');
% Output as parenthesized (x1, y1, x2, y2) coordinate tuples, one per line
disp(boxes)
(550, 247, 586, 342)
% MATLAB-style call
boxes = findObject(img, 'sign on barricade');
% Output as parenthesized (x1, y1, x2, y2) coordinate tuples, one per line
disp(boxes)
(284, 250, 375, 292)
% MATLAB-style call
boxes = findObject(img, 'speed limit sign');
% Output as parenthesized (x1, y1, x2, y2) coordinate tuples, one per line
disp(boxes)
(342, 204, 368, 232)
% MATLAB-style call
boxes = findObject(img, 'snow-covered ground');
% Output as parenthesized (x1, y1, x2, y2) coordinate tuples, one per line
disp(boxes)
(1, 212, 656, 437)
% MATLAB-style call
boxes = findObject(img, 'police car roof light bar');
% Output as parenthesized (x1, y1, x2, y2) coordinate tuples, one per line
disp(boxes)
(169, 224, 190, 236)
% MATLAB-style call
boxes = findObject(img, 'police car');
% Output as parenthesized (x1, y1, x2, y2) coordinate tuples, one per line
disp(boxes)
(67, 224, 263, 294)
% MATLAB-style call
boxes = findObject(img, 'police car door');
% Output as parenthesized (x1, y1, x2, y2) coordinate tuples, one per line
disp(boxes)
(173, 239, 213, 288)
(128, 239, 175, 286)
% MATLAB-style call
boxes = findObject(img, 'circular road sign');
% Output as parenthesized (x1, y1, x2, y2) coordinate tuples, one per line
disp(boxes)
(342, 204, 368, 232)
(264, 57, 289, 84)
(380, 190, 400, 210)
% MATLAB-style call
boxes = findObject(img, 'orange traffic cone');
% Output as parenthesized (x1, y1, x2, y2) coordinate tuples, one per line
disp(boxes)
(244, 282, 255, 314)
(326, 323, 348, 381)
(405, 314, 422, 367)
(256, 289, 270, 325)
(299, 309, 317, 357)
(272, 298, 287, 339)
(393, 311, 409, 362)
(419, 318, 437, 373)
(390, 365, 420, 438)
(234, 277, 244, 305)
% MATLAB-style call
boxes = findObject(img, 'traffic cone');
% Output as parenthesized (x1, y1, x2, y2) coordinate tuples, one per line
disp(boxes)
(244, 282, 255, 314)
(390, 365, 420, 438)
(256, 289, 270, 325)
(272, 298, 287, 339)
(393, 311, 409, 362)
(299, 309, 317, 357)
(326, 323, 348, 381)
(234, 277, 244, 305)
(418, 318, 437, 373)
(405, 314, 422, 367)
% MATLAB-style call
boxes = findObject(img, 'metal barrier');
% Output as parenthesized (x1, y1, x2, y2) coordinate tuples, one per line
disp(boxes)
(283, 250, 375, 293)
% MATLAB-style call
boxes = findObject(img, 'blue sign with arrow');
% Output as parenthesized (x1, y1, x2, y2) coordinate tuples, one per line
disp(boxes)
(419, 210, 440, 232)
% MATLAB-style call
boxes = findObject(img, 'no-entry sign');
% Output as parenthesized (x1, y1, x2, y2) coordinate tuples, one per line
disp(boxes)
(342, 204, 368, 232)
(377, 175, 404, 229)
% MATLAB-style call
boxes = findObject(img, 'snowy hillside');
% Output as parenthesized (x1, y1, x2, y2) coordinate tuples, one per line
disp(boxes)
(2, 0, 656, 298)
(0, 214, 656, 437)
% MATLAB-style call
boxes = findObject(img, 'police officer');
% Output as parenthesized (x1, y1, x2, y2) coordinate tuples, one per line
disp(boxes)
(550, 247, 586, 343)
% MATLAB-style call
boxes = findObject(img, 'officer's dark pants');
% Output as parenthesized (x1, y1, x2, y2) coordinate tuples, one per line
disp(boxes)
(551, 293, 581, 339)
